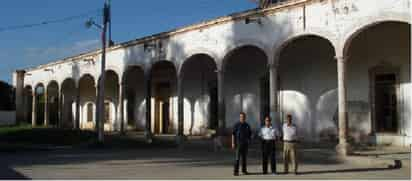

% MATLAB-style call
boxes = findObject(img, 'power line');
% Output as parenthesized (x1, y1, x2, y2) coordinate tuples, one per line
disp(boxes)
(0, 9, 101, 32)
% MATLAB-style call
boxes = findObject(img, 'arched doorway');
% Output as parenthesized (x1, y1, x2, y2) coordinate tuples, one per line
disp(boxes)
(344, 21, 410, 144)
(46, 81, 59, 127)
(277, 35, 337, 142)
(61, 78, 76, 128)
(34, 83, 45, 126)
(100, 70, 119, 131)
(222, 45, 268, 129)
(123, 66, 145, 131)
(180, 54, 218, 135)
(150, 61, 177, 135)
(79, 74, 96, 130)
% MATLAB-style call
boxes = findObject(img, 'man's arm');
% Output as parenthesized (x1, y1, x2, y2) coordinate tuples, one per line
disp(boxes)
(232, 123, 237, 149)
(232, 134, 235, 149)
(248, 124, 252, 141)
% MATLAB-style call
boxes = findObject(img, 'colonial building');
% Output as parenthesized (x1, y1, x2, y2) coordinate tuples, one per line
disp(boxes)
(13, 0, 411, 152)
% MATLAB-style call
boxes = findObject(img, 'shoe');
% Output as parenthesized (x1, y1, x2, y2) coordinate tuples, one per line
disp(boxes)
(272, 171, 277, 175)
(294, 172, 299, 175)
(234, 172, 239, 176)
(263, 171, 268, 175)
(242, 171, 249, 175)
(284, 171, 289, 174)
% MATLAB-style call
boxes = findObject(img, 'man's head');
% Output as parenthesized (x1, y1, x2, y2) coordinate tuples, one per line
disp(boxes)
(239, 112, 246, 123)
(286, 114, 292, 125)
(264, 116, 271, 127)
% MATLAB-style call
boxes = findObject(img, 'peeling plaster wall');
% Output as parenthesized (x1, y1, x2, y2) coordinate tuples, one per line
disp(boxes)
(20, 0, 410, 145)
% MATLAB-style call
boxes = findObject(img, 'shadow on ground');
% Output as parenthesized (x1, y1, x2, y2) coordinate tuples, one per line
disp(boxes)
(0, 132, 407, 179)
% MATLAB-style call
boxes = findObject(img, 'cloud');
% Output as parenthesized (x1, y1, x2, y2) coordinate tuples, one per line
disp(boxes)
(24, 39, 100, 62)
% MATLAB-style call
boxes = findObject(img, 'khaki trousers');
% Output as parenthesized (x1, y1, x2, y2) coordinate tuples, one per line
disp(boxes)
(283, 142, 298, 173)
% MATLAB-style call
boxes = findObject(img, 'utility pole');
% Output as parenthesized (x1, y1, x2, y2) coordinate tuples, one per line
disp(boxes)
(96, 0, 110, 143)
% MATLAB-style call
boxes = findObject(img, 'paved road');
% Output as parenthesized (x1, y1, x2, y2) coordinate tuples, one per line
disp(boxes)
(0, 138, 410, 179)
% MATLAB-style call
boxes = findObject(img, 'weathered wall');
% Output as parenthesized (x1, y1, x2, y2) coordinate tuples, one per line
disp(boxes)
(19, 0, 410, 145)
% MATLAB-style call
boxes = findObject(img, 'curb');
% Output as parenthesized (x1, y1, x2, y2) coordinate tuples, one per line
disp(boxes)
(343, 156, 403, 168)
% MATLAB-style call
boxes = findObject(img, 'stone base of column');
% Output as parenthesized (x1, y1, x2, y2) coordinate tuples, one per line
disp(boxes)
(336, 142, 352, 157)
(144, 131, 153, 144)
(176, 135, 187, 146)
(213, 135, 225, 152)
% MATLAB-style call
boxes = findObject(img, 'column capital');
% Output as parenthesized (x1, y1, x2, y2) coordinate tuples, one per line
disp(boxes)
(120, 81, 127, 87)
(268, 63, 279, 69)
(215, 69, 225, 74)
(16, 69, 26, 75)
(335, 56, 348, 63)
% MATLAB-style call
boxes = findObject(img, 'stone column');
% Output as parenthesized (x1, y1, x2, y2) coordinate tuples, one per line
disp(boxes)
(15, 70, 25, 124)
(44, 87, 49, 127)
(336, 56, 350, 156)
(215, 69, 226, 149)
(74, 84, 81, 129)
(217, 69, 226, 133)
(176, 77, 185, 146)
(144, 73, 153, 142)
(32, 91, 37, 127)
(95, 87, 99, 132)
(269, 64, 280, 129)
(57, 88, 62, 128)
(119, 82, 125, 134)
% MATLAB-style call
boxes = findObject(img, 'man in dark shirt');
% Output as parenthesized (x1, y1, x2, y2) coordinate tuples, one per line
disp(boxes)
(232, 112, 252, 176)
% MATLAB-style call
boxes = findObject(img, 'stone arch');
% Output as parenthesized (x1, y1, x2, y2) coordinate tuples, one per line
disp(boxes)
(61, 78, 76, 128)
(342, 20, 410, 142)
(34, 83, 45, 126)
(222, 44, 269, 128)
(97, 70, 120, 131)
(178, 48, 219, 76)
(122, 65, 146, 130)
(46, 80, 59, 126)
(273, 28, 338, 66)
(122, 65, 145, 83)
(340, 12, 411, 57)
(149, 60, 178, 134)
(79, 74, 97, 129)
(222, 44, 269, 72)
(220, 39, 270, 70)
(276, 34, 338, 142)
(78, 71, 97, 86)
(106, 65, 123, 84)
(179, 53, 219, 135)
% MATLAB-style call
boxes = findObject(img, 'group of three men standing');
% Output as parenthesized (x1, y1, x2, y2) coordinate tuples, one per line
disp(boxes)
(232, 112, 298, 176)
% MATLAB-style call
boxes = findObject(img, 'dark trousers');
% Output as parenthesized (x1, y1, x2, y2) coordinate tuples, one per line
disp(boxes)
(262, 140, 276, 173)
(234, 143, 248, 173)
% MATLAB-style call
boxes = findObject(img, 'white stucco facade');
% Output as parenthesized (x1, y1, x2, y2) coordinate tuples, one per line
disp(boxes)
(14, 0, 411, 147)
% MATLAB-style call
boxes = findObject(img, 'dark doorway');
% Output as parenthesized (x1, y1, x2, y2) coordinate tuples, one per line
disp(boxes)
(162, 101, 170, 134)
(208, 80, 218, 129)
(374, 73, 398, 133)
(155, 82, 171, 134)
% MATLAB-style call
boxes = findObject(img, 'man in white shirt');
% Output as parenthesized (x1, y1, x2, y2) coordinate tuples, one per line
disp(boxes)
(282, 114, 298, 175)
(259, 116, 278, 174)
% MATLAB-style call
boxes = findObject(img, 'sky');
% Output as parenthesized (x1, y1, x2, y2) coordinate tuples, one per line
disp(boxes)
(0, 0, 257, 84)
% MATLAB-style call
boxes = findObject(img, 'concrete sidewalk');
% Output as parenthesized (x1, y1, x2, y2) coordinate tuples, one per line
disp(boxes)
(0, 135, 410, 179)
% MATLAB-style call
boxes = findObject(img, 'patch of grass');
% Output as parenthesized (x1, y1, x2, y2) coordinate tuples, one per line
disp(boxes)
(0, 124, 33, 134)
(0, 124, 96, 150)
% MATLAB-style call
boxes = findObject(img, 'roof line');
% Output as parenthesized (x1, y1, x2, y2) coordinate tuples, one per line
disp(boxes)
(24, 0, 309, 72)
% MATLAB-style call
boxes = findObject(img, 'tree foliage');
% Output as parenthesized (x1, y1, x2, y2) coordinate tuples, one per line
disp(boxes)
(0, 81, 15, 111)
